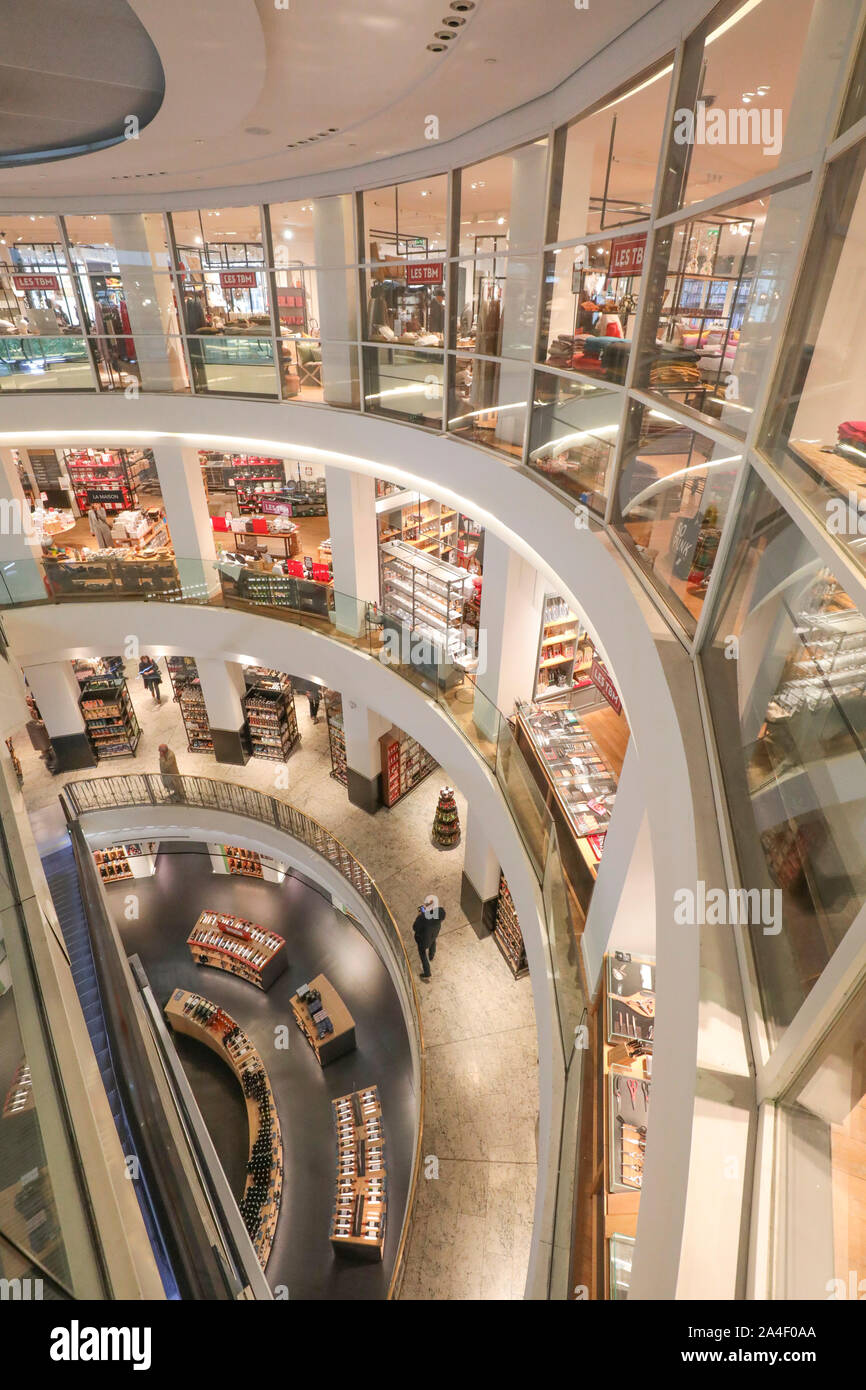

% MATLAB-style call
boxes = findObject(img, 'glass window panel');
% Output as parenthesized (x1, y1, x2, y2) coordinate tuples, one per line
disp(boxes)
(538, 238, 643, 381)
(363, 345, 443, 427)
(612, 400, 742, 630)
(675, 0, 861, 208)
(761, 141, 866, 575)
(638, 181, 809, 433)
(64, 212, 170, 269)
(0, 335, 94, 391)
(453, 255, 539, 360)
(838, 22, 866, 135)
(362, 264, 444, 346)
(529, 374, 622, 514)
(458, 141, 549, 256)
(702, 470, 866, 1041)
(269, 194, 355, 267)
(280, 340, 359, 409)
(362, 176, 448, 261)
(0, 214, 66, 268)
(180, 269, 270, 334)
(776, 973, 866, 1298)
(0, 266, 82, 335)
(548, 60, 673, 242)
(89, 336, 189, 392)
(448, 355, 529, 459)
(187, 334, 277, 396)
(275, 265, 356, 342)
(170, 207, 265, 270)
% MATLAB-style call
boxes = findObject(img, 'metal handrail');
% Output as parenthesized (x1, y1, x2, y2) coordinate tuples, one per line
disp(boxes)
(63, 772, 426, 1302)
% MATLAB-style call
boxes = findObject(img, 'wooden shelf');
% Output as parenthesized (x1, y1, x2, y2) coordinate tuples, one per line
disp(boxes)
(290, 973, 356, 1066)
(330, 1086, 386, 1261)
(187, 910, 287, 991)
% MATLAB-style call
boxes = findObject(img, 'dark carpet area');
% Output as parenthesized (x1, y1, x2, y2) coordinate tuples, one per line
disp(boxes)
(106, 843, 416, 1300)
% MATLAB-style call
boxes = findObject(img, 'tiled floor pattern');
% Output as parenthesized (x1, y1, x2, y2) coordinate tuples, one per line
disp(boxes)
(15, 667, 539, 1299)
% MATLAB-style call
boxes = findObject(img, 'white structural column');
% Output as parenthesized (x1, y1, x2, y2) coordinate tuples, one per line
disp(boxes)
(473, 529, 546, 740)
(313, 196, 359, 407)
(580, 741, 654, 992)
(22, 660, 96, 770)
(341, 698, 391, 813)
(460, 803, 502, 926)
(0, 447, 46, 602)
(109, 214, 188, 392)
(151, 443, 219, 599)
(196, 658, 249, 766)
(323, 465, 379, 635)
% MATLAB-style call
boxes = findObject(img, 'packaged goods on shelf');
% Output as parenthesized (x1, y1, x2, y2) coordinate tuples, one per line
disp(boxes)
(329, 1085, 387, 1261)
(79, 675, 140, 760)
(494, 872, 528, 977)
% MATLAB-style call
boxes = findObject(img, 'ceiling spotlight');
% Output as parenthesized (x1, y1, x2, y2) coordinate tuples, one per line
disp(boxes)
(283, 230, 294, 240)
(442, 14, 466, 26)
(434, 30, 456, 40)
(427, 41, 447, 51)
(420, 190, 430, 197)
(497, 217, 505, 225)
(450, 0, 475, 9)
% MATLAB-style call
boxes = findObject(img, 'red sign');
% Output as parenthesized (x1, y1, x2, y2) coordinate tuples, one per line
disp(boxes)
(607, 234, 647, 279)
(589, 659, 622, 715)
(12, 273, 60, 292)
(219, 270, 257, 289)
(406, 262, 444, 287)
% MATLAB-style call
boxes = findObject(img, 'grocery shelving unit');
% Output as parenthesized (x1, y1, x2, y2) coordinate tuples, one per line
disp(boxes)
(93, 842, 157, 883)
(380, 539, 474, 683)
(164, 989, 283, 1267)
(330, 1085, 386, 1262)
(165, 655, 200, 700)
(494, 872, 528, 978)
(186, 909, 287, 991)
(324, 689, 347, 785)
(242, 668, 299, 762)
(379, 726, 437, 808)
(178, 677, 213, 753)
(221, 846, 264, 878)
(79, 675, 140, 760)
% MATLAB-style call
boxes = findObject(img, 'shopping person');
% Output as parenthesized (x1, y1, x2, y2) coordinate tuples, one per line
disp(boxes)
(158, 743, 183, 802)
(412, 895, 446, 982)
(139, 655, 163, 704)
(307, 688, 321, 724)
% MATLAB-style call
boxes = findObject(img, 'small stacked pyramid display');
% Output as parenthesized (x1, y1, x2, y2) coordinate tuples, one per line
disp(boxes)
(432, 785, 461, 848)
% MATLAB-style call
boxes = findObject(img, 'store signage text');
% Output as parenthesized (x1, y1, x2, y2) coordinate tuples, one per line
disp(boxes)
(12, 274, 60, 292)
(219, 271, 258, 289)
(406, 262, 444, 287)
(607, 235, 646, 279)
(260, 495, 293, 516)
(589, 659, 621, 714)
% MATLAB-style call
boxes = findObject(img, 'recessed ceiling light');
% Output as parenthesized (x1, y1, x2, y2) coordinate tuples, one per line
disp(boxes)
(245, 126, 270, 136)
(484, 57, 497, 64)
(434, 30, 455, 40)
(283, 230, 294, 240)
(427, 41, 446, 51)
(450, 0, 475, 9)
(441, 14, 466, 26)
(420, 190, 430, 197)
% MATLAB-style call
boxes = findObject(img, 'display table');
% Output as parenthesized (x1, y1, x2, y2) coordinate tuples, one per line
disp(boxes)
(788, 439, 866, 501)
(187, 909, 287, 991)
(290, 973, 356, 1066)
(164, 989, 282, 1268)
(43, 548, 179, 599)
(330, 1086, 386, 1261)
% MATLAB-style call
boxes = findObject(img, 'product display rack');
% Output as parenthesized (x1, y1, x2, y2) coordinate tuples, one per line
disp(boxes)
(63, 447, 147, 514)
(164, 989, 282, 1267)
(79, 675, 140, 760)
(93, 843, 153, 883)
(178, 677, 213, 753)
(165, 655, 200, 700)
(187, 909, 287, 991)
(377, 494, 459, 560)
(535, 594, 581, 700)
(242, 668, 299, 762)
(324, 689, 347, 785)
(222, 846, 264, 878)
(199, 451, 285, 495)
(494, 872, 528, 978)
(3, 1058, 34, 1119)
(380, 539, 474, 676)
(290, 973, 356, 1066)
(330, 1085, 387, 1262)
(379, 726, 437, 807)
(516, 700, 616, 860)
(432, 784, 461, 847)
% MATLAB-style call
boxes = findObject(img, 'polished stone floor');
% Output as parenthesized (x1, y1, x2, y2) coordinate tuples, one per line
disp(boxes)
(16, 662, 539, 1300)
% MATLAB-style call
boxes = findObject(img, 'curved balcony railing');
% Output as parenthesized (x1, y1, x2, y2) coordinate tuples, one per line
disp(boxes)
(63, 772, 425, 1300)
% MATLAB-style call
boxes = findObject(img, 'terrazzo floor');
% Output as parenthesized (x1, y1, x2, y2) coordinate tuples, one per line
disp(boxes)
(15, 661, 539, 1300)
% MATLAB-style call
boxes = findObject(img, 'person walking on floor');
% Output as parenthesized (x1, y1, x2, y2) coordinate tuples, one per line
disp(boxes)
(139, 655, 163, 703)
(413, 894, 446, 982)
(307, 688, 321, 724)
(158, 742, 183, 802)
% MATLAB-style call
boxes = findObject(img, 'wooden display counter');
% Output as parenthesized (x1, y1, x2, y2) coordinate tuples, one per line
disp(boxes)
(164, 989, 282, 1268)
(330, 1086, 386, 1261)
(187, 909, 287, 991)
(290, 973, 356, 1066)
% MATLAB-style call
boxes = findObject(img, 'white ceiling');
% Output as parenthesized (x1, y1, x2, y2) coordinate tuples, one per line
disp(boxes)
(1, 0, 664, 202)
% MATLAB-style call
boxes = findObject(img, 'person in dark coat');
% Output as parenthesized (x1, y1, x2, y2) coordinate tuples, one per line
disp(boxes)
(139, 655, 163, 703)
(412, 894, 446, 982)
(307, 688, 321, 723)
